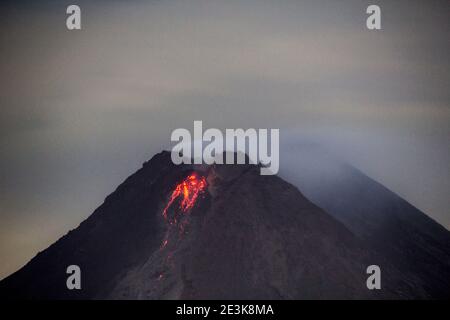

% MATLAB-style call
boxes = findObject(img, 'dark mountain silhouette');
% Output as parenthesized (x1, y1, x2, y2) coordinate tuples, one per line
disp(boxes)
(0, 150, 447, 299)
(280, 144, 450, 299)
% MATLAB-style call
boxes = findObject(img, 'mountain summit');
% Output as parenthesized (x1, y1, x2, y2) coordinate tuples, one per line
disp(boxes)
(0, 151, 446, 299)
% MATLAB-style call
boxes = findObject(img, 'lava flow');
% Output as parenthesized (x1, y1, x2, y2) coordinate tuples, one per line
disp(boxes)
(162, 172, 207, 222)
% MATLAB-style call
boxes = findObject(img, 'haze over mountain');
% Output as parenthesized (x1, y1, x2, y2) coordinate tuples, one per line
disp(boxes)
(280, 143, 450, 299)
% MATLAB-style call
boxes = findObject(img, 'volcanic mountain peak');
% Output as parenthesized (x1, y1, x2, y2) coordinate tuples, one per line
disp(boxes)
(0, 150, 445, 299)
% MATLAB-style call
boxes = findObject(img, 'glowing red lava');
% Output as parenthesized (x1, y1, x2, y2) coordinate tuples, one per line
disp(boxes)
(162, 173, 207, 221)
(156, 173, 206, 285)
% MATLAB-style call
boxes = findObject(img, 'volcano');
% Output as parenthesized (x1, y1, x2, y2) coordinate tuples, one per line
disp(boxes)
(0, 151, 447, 299)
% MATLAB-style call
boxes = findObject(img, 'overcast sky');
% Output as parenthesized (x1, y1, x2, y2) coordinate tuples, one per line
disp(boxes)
(1, 0, 449, 279)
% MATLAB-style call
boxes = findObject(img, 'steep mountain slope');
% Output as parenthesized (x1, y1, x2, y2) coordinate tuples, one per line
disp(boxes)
(0, 151, 415, 299)
(280, 144, 450, 299)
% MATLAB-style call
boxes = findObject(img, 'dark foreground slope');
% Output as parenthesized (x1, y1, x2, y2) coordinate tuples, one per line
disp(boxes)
(0, 151, 428, 299)
(280, 144, 450, 299)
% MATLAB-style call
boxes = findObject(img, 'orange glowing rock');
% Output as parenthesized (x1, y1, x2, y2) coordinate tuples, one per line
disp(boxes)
(162, 173, 207, 221)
